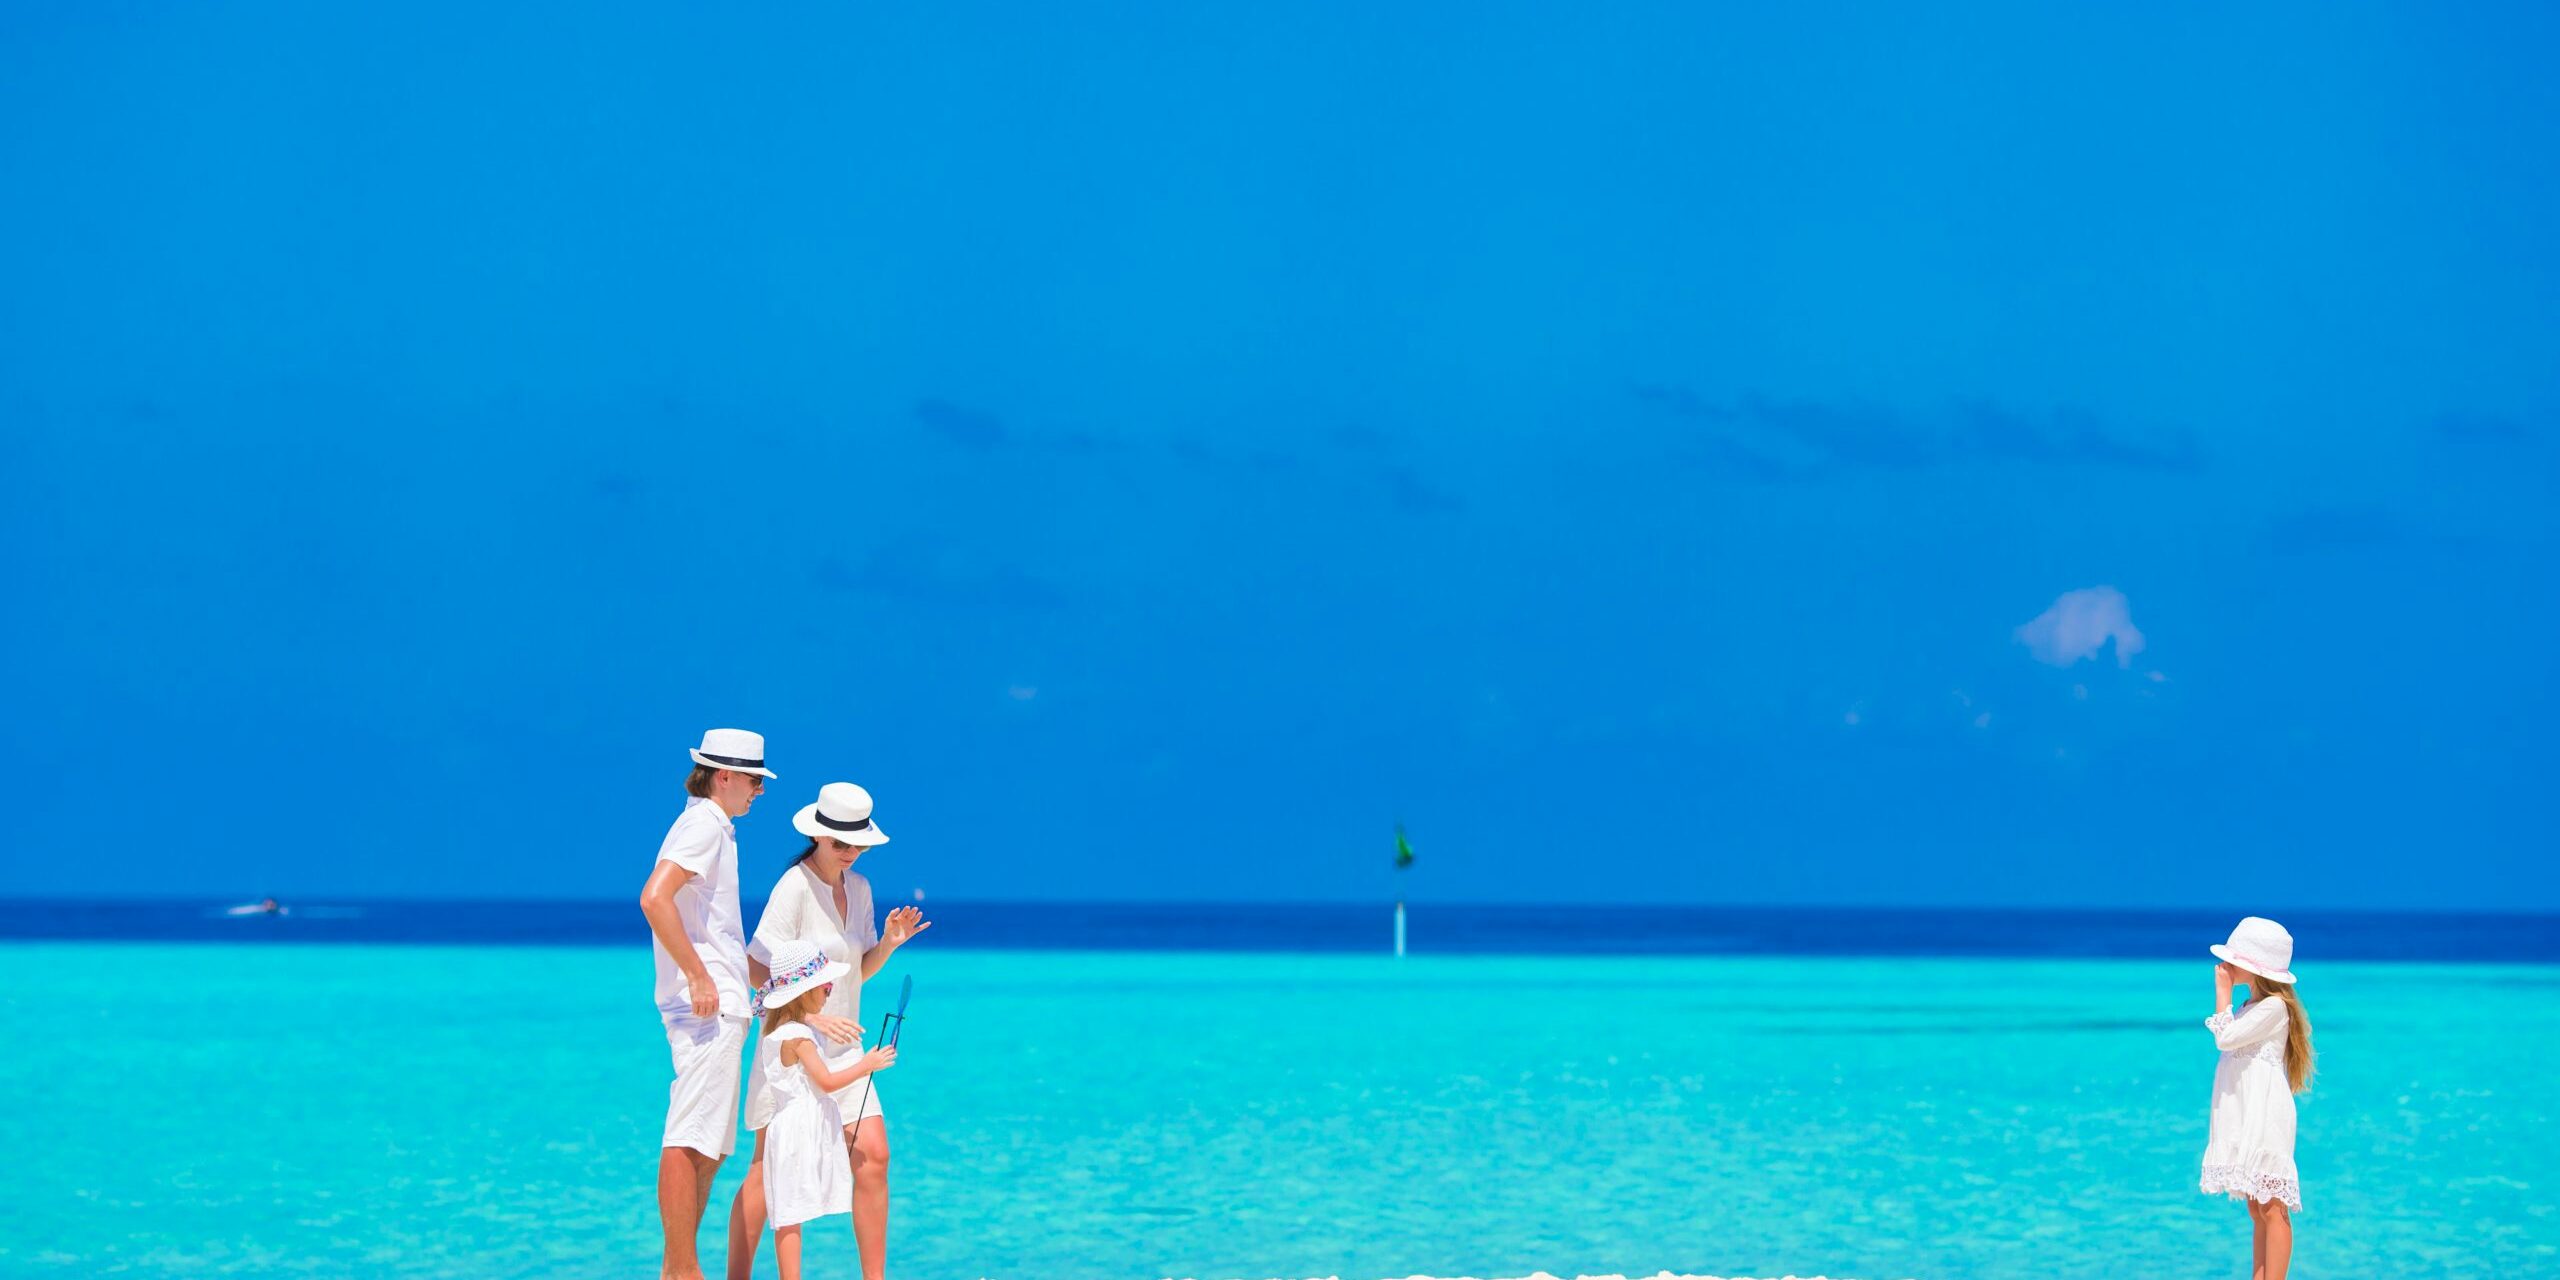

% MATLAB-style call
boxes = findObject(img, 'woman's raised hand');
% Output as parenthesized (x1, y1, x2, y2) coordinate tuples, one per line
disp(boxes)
(883, 904, 933, 948)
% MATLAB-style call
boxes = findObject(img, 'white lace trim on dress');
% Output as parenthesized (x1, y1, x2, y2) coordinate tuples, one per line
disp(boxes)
(2200, 1164, 2301, 1210)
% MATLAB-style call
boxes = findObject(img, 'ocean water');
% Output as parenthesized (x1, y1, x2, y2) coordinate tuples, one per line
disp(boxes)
(5, 924, 2554, 1278)
(16, 899, 2559, 962)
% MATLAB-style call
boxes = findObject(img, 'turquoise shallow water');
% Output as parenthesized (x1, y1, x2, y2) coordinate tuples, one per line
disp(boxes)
(4, 943, 2554, 1279)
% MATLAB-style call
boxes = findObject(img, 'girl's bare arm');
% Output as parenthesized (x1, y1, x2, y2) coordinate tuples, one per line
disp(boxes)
(784, 1036, 897, 1093)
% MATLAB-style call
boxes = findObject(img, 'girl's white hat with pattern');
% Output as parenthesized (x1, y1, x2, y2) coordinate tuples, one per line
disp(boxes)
(759, 938, 850, 1010)
(2211, 916, 2298, 985)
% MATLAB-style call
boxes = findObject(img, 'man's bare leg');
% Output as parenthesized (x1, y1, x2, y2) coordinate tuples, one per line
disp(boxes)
(725, 1129, 769, 1280)
(847, 1119, 891, 1280)
(659, 1146, 723, 1280)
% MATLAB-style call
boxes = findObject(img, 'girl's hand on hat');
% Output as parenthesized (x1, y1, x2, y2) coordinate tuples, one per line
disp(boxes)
(858, 1044, 898, 1075)
(2214, 962, 2237, 1009)
(808, 1013, 861, 1045)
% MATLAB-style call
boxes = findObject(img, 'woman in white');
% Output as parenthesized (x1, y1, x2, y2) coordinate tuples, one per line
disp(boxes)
(725, 782, 930, 1280)
(2201, 915, 2317, 1280)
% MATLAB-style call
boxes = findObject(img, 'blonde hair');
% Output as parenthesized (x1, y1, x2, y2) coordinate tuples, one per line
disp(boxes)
(762, 983, 828, 1036)
(2249, 978, 2317, 1094)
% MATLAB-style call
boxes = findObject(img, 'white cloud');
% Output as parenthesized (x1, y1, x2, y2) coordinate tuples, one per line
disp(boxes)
(2016, 586, 2147, 669)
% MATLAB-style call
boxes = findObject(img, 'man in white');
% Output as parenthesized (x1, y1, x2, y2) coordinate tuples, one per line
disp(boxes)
(639, 728, 775, 1280)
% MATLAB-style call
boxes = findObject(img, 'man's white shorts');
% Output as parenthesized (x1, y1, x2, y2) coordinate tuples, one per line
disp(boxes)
(662, 1013, 749, 1158)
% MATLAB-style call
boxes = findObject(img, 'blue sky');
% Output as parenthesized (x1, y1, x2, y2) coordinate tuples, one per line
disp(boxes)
(5, 3, 2554, 908)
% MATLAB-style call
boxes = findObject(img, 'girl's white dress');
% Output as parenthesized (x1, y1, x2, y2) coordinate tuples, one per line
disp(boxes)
(2200, 997, 2301, 1210)
(761, 1023, 853, 1228)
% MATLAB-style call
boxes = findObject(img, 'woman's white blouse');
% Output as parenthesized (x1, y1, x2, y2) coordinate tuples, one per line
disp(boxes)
(743, 863, 879, 1130)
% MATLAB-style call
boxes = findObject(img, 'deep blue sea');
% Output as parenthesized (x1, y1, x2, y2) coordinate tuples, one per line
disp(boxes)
(9, 898, 2557, 961)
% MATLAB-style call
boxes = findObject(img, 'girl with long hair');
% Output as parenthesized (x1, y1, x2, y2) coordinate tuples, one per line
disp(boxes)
(2202, 916, 2315, 1280)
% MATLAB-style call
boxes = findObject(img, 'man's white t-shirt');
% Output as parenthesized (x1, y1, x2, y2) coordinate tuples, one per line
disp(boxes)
(651, 796, 750, 1021)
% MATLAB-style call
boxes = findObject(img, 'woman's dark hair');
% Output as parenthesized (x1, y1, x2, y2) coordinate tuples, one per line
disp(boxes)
(792, 838, 820, 866)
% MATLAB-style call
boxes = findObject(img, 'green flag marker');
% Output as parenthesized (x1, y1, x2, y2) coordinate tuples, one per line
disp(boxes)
(1393, 824, 1415, 957)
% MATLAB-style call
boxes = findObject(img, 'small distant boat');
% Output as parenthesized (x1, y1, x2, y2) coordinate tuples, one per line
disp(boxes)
(223, 897, 289, 917)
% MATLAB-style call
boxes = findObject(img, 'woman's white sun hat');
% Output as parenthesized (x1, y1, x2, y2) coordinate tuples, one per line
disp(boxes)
(759, 938, 850, 1010)
(690, 728, 777, 779)
(2211, 916, 2298, 985)
(795, 781, 889, 847)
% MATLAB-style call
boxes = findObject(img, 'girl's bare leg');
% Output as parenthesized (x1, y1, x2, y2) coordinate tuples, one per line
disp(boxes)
(774, 1223, 802, 1280)
(2255, 1197, 2292, 1280)
(2249, 1198, 2267, 1280)
(724, 1129, 769, 1280)
(846, 1119, 891, 1280)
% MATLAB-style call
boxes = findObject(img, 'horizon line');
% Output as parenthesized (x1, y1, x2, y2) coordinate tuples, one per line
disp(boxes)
(10, 894, 2559, 920)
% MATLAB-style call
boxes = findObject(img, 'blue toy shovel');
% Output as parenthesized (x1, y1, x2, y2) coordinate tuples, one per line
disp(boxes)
(848, 975, 911, 1148)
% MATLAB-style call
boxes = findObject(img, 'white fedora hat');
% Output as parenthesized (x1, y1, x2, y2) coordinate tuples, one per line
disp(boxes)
(2211, 916, 2298, 985)
(689, 728, 777, 779)
(795, 781, 890, 847)
(758, 938, 850, 1010)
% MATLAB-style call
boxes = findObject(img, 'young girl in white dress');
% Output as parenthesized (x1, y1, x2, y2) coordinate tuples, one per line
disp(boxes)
(757, 938, 898, 1280)
(2202, 916, 2316, 1280)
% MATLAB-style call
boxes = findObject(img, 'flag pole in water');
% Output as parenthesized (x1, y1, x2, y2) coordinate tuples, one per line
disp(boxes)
(1393, 823, 1417, 958)
(848, 975, 911, 1149)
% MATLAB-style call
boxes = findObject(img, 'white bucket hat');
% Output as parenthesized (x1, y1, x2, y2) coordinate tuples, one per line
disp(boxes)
(758, 938, 849, 1010)
(2211, 916, 2298, 985)
(690, 728, 777, 779)
(795, 781, 889, 847)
